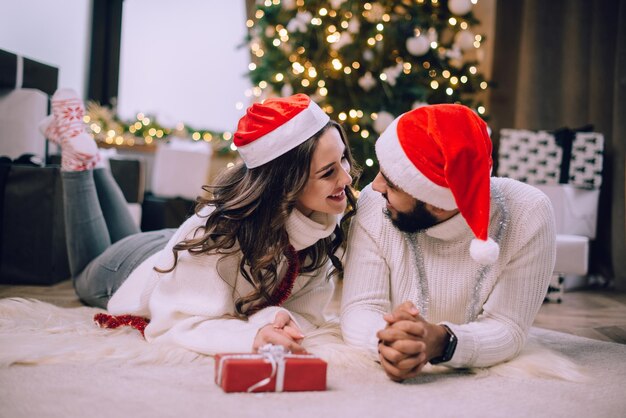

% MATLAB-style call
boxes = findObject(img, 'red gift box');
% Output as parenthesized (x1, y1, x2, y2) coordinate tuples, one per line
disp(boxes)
(215, 345, 327, 393)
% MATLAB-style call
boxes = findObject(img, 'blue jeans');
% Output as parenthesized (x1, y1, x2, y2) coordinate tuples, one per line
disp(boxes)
(62, 169, 175, 308)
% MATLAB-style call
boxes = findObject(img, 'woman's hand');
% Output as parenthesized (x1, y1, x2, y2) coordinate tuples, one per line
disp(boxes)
(252, 311, 306, 353)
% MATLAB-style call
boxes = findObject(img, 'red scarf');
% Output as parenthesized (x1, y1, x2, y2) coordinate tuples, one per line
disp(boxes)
(252, 244, 301, 312)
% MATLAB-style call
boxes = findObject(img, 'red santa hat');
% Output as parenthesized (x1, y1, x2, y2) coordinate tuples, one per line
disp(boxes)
(234, 94, 330, 168)
(375, 104, 499, 265)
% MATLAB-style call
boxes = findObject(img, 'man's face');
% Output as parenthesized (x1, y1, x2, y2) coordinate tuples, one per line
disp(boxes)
(372, 172, 439, 233)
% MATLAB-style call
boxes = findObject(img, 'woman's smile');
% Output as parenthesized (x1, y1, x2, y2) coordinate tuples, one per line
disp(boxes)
(327, 189, 346, 202)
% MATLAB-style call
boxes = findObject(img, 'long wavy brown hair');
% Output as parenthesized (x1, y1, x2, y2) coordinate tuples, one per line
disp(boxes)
(155, 120, 359, 318)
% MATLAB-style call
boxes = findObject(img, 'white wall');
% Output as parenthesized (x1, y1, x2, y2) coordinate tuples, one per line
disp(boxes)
(0, 0, 92, 97)
(0, 0, 251, 133)
(117, 0, 251, 132)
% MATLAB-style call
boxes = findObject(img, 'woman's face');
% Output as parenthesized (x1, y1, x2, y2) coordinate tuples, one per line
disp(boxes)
(296, 127, 352, 216)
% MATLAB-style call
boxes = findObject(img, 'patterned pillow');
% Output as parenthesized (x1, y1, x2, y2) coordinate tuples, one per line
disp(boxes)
(497, 129, 603, 189)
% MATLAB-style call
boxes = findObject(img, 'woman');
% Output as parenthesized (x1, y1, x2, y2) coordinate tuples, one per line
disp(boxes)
(40, 90, 358, 354)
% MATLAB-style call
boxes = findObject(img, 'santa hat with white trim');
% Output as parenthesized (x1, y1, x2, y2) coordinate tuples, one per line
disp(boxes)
(234, 94, 330, 168)
(375, 103, 499, 265)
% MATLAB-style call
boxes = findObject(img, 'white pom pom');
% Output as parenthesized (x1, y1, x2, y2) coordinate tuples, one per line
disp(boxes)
(470, 237, 499, 265)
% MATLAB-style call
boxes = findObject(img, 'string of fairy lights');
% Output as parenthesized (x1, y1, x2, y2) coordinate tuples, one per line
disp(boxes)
(85, 101, 237, 156)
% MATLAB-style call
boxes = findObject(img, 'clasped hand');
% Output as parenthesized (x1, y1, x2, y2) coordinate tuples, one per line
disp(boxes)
(376, 301, 447, 382)
(253, 311, 306, 353)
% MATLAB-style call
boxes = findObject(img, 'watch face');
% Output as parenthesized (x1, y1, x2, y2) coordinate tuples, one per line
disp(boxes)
(435, 325, 457, 363)
(445, 332, 457, 359)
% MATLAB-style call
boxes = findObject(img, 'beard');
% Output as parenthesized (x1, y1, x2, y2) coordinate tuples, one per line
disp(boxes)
(383, 198, 440, 233)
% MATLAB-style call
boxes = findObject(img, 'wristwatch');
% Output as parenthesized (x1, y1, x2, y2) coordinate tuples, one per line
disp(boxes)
(429, 325, 457, 364)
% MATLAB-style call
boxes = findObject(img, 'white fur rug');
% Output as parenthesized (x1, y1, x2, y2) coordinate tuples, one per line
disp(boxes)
(0, 297, 586, 381)
(2, 297, 626, 418)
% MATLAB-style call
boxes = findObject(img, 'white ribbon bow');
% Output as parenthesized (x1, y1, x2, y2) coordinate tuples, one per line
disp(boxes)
(246, 344, 289, 392)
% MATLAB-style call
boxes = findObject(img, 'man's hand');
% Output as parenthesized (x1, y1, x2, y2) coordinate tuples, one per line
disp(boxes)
(253, 311, 306, 353)
(376, 301, 449, 381)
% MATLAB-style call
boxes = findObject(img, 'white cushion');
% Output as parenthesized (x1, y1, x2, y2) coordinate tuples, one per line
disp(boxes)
(554, 234, 589, 275)
(0, 89, 48, 159)
(151, 137, 212, 201)
(534, 184, 600, 239)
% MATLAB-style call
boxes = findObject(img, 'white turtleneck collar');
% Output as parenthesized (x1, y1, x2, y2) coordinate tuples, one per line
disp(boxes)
(425, 211, 470, 241)
(426, 198, 498, 242)
(285, 209, 338, 251)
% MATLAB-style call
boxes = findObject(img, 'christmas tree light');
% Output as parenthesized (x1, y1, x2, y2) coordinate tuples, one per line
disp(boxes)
(245, 0, 490, 185)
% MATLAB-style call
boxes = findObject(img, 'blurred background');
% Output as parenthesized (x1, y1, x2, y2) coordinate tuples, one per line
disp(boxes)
(0, 0, 624, 291)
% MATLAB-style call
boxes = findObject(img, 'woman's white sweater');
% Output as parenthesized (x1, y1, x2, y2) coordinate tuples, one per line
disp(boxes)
(341, 177, 556, 368)
(108, 207, 338, 354)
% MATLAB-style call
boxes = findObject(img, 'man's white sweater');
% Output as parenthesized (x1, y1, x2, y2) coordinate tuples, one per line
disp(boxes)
(341, 177, 556, 368)
(108, 207, 337, 354)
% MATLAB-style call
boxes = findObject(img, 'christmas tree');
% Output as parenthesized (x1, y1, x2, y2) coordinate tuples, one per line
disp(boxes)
(245, 0, 489, 185)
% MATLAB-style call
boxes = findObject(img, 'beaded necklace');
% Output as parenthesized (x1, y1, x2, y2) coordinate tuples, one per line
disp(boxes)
(404, 183, 509, 322)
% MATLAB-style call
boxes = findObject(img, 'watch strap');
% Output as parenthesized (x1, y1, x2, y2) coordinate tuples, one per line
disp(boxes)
(429, 324, 457, 365)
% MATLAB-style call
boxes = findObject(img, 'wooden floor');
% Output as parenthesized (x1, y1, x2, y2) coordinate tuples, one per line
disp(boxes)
(2, 280, 626, 345)
(534, 289, 626, 344)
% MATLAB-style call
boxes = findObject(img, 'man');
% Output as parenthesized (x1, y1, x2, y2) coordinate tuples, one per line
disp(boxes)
(341, 104, 556, 381)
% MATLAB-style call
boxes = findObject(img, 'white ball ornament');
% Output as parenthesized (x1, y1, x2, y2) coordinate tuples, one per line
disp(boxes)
(406, 35, 430, 56)
(373, 111, 395, 134)
(448, 0, 473, 16)
(454, 30, 475, 52)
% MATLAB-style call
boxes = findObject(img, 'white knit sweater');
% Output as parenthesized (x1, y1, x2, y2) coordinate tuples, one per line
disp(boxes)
(108, 207, 338, 354)
(340, 177, 556, 368)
